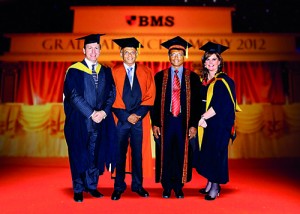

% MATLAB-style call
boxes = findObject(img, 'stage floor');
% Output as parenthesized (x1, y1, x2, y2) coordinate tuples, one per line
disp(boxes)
(1, 157, 300, 214)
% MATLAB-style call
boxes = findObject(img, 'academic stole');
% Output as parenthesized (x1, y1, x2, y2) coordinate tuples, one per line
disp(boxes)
(198, 74, 242, 150)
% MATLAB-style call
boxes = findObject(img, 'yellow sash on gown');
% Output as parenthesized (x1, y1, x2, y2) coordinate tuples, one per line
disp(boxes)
(198, 77, 241, 150)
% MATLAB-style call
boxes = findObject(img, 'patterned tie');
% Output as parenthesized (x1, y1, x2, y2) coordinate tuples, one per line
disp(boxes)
(171, 70, 180, 117)
(92, 64, 98, 88)
(127, 67, 133, 87)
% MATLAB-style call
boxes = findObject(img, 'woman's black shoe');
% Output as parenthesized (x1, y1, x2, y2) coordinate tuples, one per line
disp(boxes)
(199, 188, 209, 194)
(204, 184, 221, 201)
(204, 194, 218, 200)
(199, 181, 212, 194)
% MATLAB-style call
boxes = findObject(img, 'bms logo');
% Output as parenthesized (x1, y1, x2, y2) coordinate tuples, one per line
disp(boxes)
(126, 16, 174, 27)
(126, 16, 137, 25)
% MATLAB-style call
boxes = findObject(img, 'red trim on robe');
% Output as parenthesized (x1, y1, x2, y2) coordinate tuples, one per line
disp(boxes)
(158, 69, 191, 183)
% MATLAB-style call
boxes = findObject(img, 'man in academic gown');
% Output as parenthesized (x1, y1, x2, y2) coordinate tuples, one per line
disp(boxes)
(110, 37, 155, 200)
(63, 34, 117, 202)
(150, 36, 202, 198)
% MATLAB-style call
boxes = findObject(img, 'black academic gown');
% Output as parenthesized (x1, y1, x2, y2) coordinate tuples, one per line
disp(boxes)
(150, 68, 201, 186)
(63, 60, 117, 182)
(194, 73, 236, 184)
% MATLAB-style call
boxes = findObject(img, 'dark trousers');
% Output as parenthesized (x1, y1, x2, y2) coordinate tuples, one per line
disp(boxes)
(73, 132, 100, 193)
(114, 120, 143, 192)
(161, 114, 185, 191)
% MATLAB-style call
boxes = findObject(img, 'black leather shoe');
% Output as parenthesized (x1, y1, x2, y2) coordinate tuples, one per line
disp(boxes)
(88, 189, 103, 198)
(111, 190, 123, 200)
(133, 187, 149, 197)
(162, 189, 171, 198)
(199, 188, 209, 194)
(174, 189, 184, 198)
(204, 185, 221, 201)
(74, 192, 83, 202)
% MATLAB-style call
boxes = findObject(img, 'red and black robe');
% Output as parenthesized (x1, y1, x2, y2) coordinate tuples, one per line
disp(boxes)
(151, 68, 201, 183)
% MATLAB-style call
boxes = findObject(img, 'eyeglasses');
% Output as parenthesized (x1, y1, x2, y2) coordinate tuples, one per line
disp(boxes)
(123, 51, 137, 56)
(169, 53, 184, 58)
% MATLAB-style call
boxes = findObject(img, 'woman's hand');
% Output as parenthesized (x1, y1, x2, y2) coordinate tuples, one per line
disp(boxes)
(198, 118, 207, 128)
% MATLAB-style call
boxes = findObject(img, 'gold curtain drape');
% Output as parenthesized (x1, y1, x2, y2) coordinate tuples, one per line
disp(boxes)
(1, 103, 300, 158)
(0, 103, 66, 157)
(228, 103, 300, 158)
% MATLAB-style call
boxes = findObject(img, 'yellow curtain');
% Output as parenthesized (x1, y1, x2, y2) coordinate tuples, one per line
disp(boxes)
(0, 103, 67, 157)
(228, 103, 300, 158)
(1, 103, 300, 158)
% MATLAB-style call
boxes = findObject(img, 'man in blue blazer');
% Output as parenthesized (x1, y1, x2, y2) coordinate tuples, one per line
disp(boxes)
(63, 34, 117, 202)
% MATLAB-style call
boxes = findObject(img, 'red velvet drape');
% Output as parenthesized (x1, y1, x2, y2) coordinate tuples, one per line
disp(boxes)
(15, 61, 285, 105)
(225, 62, 285, 104)
(16, 61, 72, 105)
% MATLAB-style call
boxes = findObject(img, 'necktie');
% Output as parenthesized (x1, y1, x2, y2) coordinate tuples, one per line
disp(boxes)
(127, 67, 133, 87)
(171, 70, 180, 117)
(92, 64, 98, 88)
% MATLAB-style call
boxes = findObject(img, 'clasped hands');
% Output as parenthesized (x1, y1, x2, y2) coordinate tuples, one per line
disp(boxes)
(198, 117, 207, 128)
(127, 113, 141, 125)
(91, 110, 106, 123)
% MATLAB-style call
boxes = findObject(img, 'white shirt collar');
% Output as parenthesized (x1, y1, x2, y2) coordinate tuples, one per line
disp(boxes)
(85, 58, 97, 70)
(124, 63, 135, 71)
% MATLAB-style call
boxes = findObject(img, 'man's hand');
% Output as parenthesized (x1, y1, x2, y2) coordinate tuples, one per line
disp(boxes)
(91, 110, 107, 123)
(188, 127, 197, 139)
(127, 114, 141, 125)
(152, 125, 161, 139)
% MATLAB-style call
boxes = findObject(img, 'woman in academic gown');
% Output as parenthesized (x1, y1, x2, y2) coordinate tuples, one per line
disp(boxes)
(195, 41, 240, 201)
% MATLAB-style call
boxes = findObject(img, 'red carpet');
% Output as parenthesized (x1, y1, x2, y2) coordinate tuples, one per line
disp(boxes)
(1, 157, 300, 214)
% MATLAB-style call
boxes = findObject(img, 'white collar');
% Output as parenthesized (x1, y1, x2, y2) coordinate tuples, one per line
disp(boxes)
(124, 63, 135, 71)
(85, 58, 97, 70)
